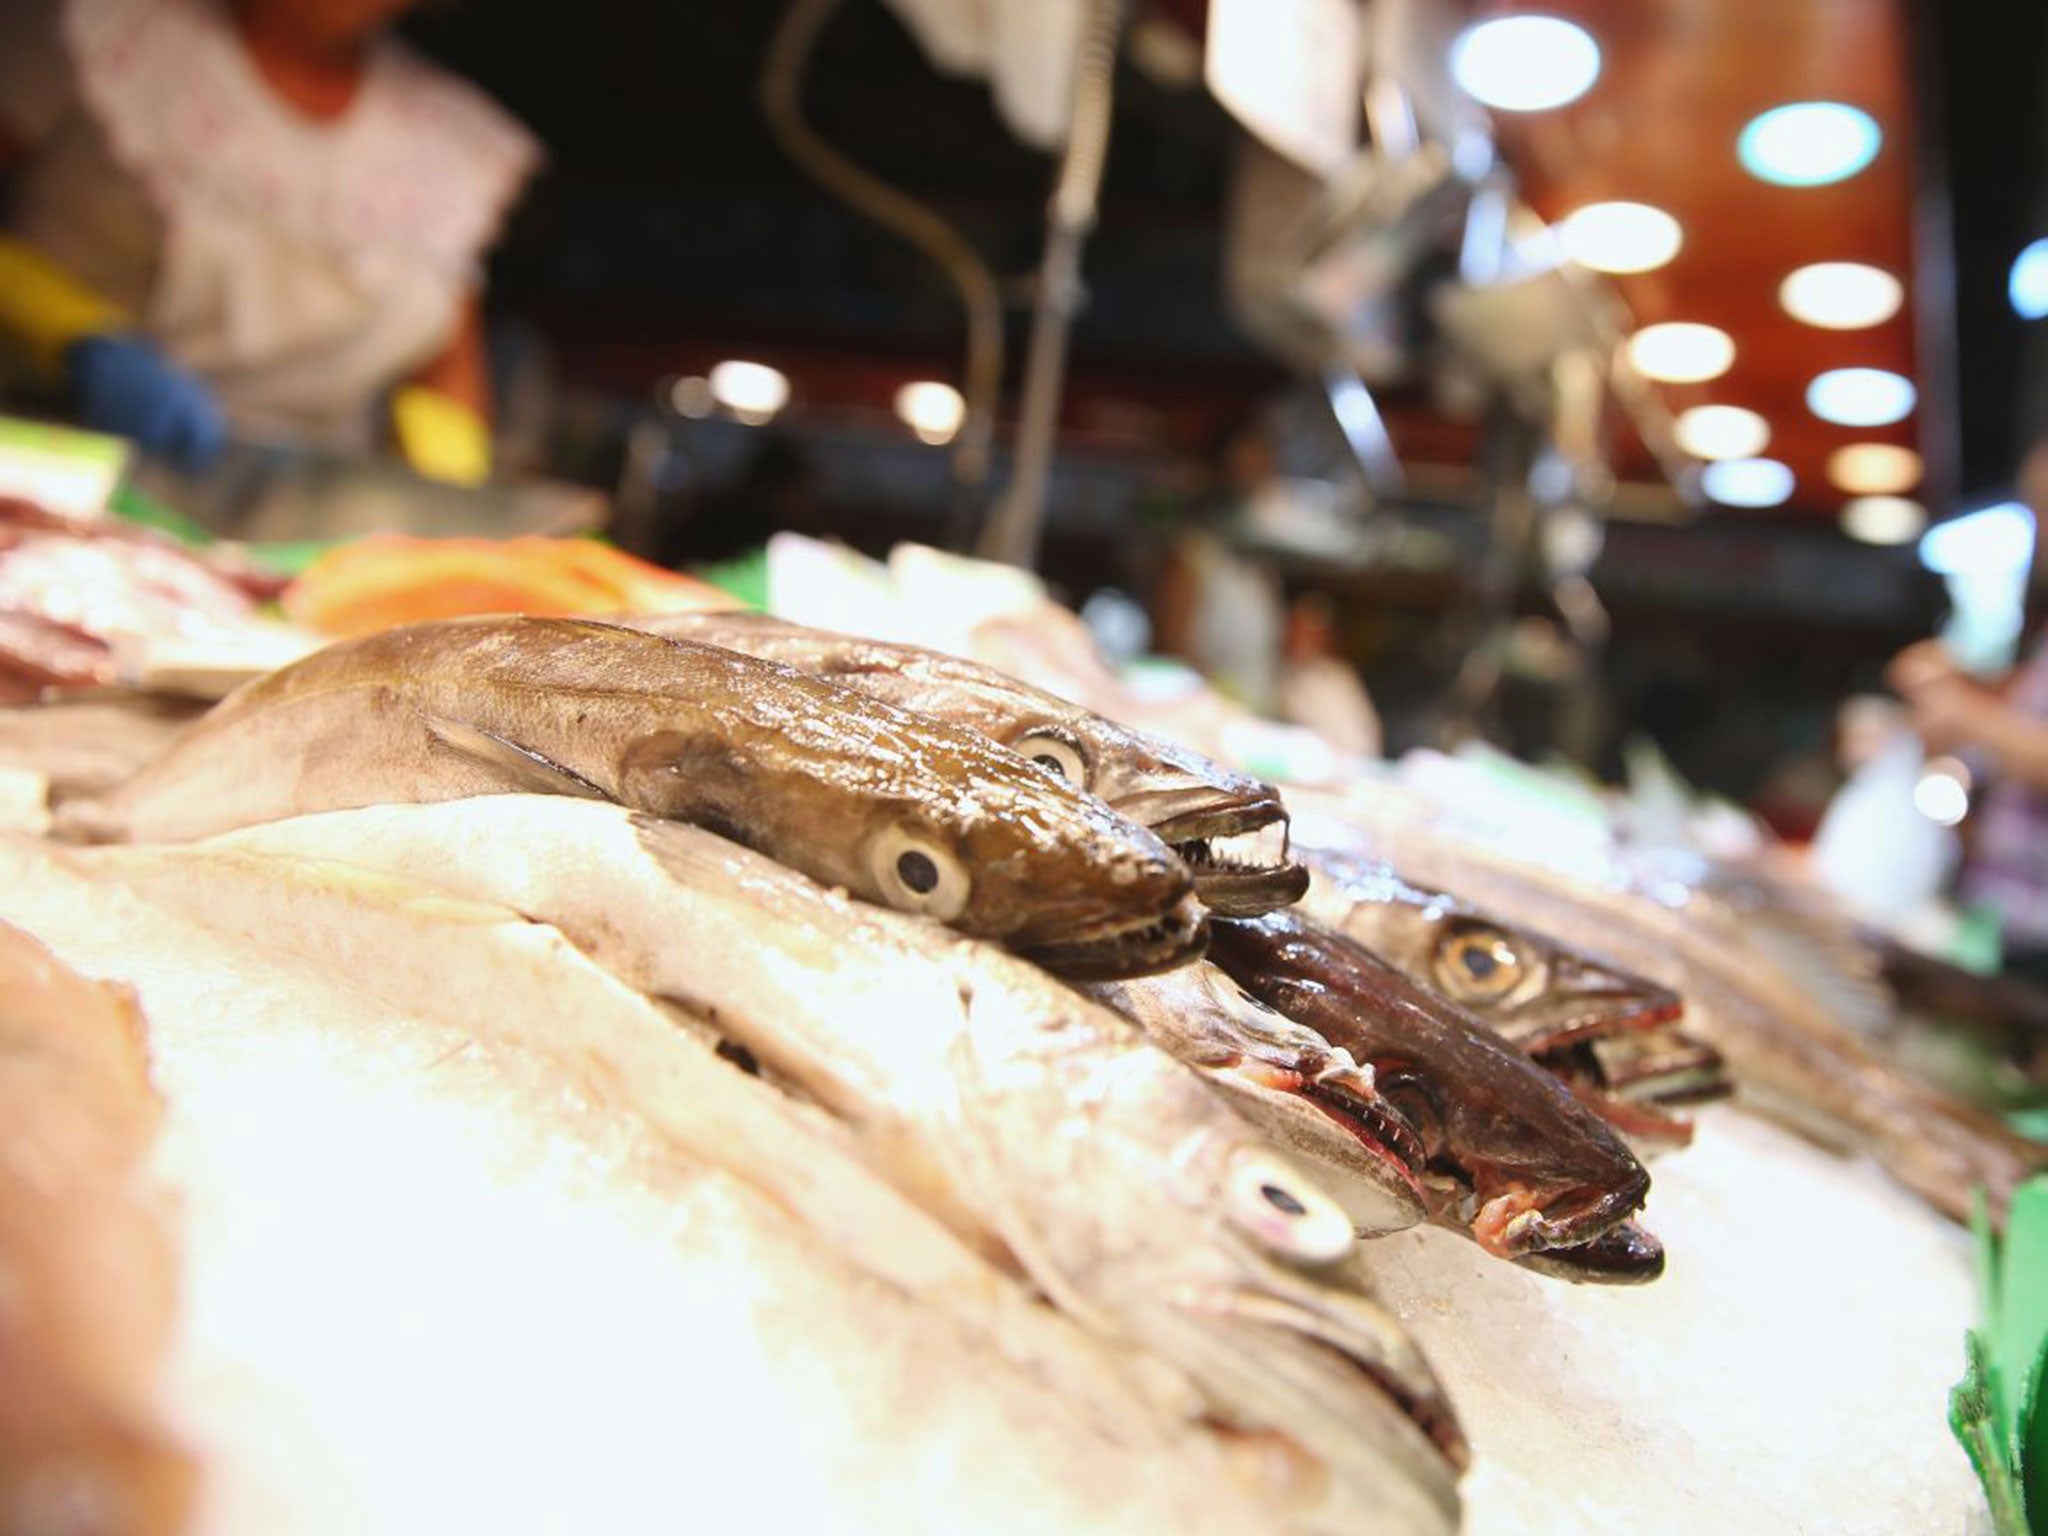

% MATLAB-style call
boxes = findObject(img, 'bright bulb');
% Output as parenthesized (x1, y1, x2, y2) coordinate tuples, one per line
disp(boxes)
(1674, 405, 1769, 461)
(1827, 443, 1923, 495)
(1913, 767, 1969, 827)
(1451, 16, 1601, 112)
(1701, 457, 1794, 508)
(893, 381, 966, 445)
(1737, 102, 1881, 187)
(1806, 367, 1915, 427)
(708, 360, 790, 421)
(2012, 239, 2048, 320)
(1779, 263, 1903, 329)
(1557, 202, 1682, 274)
(1839, 496, 1926, 545)
(1920, 502, 2036, 577)
(1626, 323, 1735, 384)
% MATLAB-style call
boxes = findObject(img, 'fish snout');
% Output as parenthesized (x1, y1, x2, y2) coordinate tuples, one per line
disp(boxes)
(1121, 790, 1308, 919)
(1471, 1163, 1651, 1260)
(1012, 887, 1210, 980)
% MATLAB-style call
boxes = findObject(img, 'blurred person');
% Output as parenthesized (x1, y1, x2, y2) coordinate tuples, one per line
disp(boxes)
(1151, 422, 1285, 712)
(1889, 634, 2048, 978)
(0, 0, 538, 481)
(1276, 591, 1381, 759)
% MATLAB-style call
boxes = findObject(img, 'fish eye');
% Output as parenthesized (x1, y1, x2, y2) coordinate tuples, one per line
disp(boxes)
(1432, 924, 1527, 1004)
(1224, 1151, 1354, 1265)
(866, 827, 971, 922)
(1010, 730, 1090, 789)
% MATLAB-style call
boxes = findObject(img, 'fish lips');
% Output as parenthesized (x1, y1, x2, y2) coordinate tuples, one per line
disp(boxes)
(1512, 1218, 1666, 1285)
(1198, 1267, 1472, 1475)
(1014, 890, 1211, 980)
(1120, 790, 1308, 919)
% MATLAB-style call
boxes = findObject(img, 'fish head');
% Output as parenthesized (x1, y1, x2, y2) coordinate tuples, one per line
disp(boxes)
(1208, 913, 1660, 1280)
(950, 986, 1463, 1529)
(1106, 753, 1308, 918)
(1323, 864, 1684, 1051)
(1093, 969, 1429, 1235)
(849, 757, 1206, 978)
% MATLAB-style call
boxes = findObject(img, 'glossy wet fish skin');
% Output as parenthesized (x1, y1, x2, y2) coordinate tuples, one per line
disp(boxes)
(1090, 966, 1430, 1237)
(0, 921, 194, 1536)
(1300, 850, 1727, 1150)
(203, 796, 1465, 1534)
(631, 612, 1309, 916)
(1207, 912, 1658, 1278)
(58, 617, 1201, 969)
(1290, 793, 2048, 1225)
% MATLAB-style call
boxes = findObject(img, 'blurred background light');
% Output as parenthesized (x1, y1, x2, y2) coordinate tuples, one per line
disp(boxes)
(1627, 322, 1735, 383)
(1913, 764, 1970, 827)
(1839, 495, 1927, 545)
(668, 375, 715, 419)
(1450, 16, 1601, 112)
(1919, 501, 2036, 576)
(708, 359, 790, 424)
(1674, 404, 1769, 460)
(1701, 457, 1794, 507)
(1557, 201, 1682, 273)
(1779, 263, 1904, 329)
(892, 380, 966, 445)
(2012, 238, 2048, 319)
(1737, 102, 1882, 186)
(1806, 367, 1916, 426)
(1827, 443, 1923, 494)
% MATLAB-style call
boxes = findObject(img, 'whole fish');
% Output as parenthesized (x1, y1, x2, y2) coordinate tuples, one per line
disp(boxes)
(630, 612, 1308, 915)
(1299, 851, 1731, 1149)
(1207, 912, 1663, 1285)
(0, 837, 1324, 1534)
(1290, 791, 2048, 1224)
(55, 616, 1205, 977)
(0, 921, 194, 1536)
(200, 795, 1468, 1535)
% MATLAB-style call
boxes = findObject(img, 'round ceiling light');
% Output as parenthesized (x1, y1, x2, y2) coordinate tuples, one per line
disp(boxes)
(1779, 263, 1904, 329)
(1557, 202, 1682, 274)
(1450, 16, 1601, 112)
(1701, 457, 1794, 507)
(2012, 239, 2048, 320)
(1806, 367, 1916, 427)
(1626, 322, 1735, 384)
(1839, 495, 1927, 545)
(1737, 102, 1881, 187)
(1674, 404, 1769, 460)
(1828, 443, 1923, 495)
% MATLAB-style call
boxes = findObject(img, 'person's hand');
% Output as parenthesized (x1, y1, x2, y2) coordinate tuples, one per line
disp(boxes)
(66, 335, 227, 475)
(1886, 638, 1965, 699)
(1903, 672, 1998, 754)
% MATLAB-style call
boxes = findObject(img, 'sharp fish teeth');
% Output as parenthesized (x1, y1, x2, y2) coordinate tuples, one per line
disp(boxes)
(1174, 820, 1292, 874)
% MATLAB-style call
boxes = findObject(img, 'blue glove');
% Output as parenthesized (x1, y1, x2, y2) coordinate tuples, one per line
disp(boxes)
(66, 335, 228, 475)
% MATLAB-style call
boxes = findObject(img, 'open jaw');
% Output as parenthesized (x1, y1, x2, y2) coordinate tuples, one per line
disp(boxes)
(1464, 1173, 1660, 1282)
(1214, 1281, 1472, 1474)
(1495, 989, 1686, 1054)
(1142, 800, 1308, 918)
(1220, 1055, 1433, 1212)
(1015, 892, 1211, 979)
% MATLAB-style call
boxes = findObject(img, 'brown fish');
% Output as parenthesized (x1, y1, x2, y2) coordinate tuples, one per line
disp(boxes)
(1208, 912, 1663, 1284)
(56, 617, 1205, 977)
(1300, 850, 1731, 1150)
(629, 612, 1308, 915)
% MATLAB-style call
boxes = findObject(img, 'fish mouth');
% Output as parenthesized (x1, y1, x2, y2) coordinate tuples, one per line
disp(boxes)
(1512, 1218, 1666, 1285)
(1213, 1056, 1432, 1229)
(1121, 792, 1308, 919)
(1015, 891, 1210, 979)
(1208, 1278, 1471, 1473)
(1495, 990, 1686, 1054)
(1468, 1170, 1651, 1264)
(1534, 1028, 1733, 1110)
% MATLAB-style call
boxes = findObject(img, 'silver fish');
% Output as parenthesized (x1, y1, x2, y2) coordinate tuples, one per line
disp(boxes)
(203, 795, 1468, 1534)
(629, 612, 1308, 915)
(55, 616, 1206, 977)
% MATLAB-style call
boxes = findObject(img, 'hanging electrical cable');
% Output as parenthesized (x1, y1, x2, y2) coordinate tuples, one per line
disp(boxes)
(759, 0, 1004, 521)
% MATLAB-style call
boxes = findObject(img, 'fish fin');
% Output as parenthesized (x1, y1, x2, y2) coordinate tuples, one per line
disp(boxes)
(422, 715, 608, 800)
(1742, 914, 1896, 1039)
